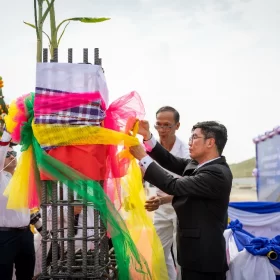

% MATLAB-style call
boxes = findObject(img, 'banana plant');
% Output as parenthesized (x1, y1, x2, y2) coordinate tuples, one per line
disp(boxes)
(24, 0, 110, 62)
(25, 0, 55, 62)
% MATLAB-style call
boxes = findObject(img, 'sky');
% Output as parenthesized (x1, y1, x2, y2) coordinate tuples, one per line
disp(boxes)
(1, 0, 280, 164)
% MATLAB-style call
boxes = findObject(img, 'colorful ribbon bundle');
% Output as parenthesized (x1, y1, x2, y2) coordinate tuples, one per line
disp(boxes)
(3, 62, 167, 279)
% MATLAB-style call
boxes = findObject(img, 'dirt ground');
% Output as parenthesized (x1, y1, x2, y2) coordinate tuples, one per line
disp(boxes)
(230, 186, 257, 202)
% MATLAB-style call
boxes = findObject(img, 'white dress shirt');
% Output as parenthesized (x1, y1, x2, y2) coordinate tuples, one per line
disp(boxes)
(141, 135, 189, 280)
(0, 131, 30, 227)
(143, 136, 189, 197)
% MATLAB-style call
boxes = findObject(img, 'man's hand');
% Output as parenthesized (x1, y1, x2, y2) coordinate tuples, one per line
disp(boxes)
(74, 206, 82, 215)
(129, 145, 147, 160)
(137, 120, 151, 140)
(145, 196, 161, 212)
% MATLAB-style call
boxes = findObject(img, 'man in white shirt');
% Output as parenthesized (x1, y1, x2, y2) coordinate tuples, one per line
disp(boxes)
(144, 106, 189, 280)
(0, 129, 35, 280)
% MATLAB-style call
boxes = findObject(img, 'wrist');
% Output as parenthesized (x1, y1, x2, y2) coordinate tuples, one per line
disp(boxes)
(139, 153, 148, 161)
(143, 132, 152, 141)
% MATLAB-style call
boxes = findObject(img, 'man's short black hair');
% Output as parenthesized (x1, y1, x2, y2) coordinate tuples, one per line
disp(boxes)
(192, 121, 227, 155)
(156, 106, 180, 123)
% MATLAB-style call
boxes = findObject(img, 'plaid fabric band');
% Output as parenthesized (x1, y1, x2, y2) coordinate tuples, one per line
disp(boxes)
(34, 87, 106, 125)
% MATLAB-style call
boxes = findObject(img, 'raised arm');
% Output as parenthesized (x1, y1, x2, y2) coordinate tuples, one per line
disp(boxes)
(144, 162, 232, 199)
(146, 139, 190, 176)
(137, 119, 190, 175)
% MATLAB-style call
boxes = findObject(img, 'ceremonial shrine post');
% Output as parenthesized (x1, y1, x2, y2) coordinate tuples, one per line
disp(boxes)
(39, 48, 117, 280)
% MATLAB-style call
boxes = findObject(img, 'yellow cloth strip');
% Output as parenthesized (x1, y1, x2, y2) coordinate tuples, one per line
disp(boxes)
(32, 123, 140, 147)
(3, 146, 32, 210)
(4, 100, 18, 134)
(121, 159, 168, 280)
(118, 122, 168, 279)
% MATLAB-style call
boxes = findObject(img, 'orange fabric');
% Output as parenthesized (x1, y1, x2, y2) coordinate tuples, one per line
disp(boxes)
(40, 145, 108, 180)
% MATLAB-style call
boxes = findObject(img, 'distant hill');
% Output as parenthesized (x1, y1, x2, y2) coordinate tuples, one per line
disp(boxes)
(229, 157, 256, 178)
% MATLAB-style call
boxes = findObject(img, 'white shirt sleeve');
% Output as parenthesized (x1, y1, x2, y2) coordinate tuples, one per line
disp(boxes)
(139, 155, 154, 172)
(0, 131, 11, 174)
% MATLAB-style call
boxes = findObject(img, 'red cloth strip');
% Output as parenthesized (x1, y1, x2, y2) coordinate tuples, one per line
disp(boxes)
(0, 141, 10, 146)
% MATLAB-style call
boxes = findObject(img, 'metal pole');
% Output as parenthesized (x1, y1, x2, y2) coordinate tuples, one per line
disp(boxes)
(51, 182, 58, 274)
(41, 181, 48, 276)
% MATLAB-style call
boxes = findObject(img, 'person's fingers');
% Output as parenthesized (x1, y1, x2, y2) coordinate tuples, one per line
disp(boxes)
(145, 203, 156, 208)
(145, 205, 159, 211)
(146, 206, 158, 210)
(145, 196, 157, 203)
(145, 198, 160, 209)
(132, 119, 139, 130)
(145, 200, 158, 206)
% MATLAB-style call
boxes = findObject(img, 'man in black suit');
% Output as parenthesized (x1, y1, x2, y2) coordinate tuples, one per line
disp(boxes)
(130, 120, 232, 280)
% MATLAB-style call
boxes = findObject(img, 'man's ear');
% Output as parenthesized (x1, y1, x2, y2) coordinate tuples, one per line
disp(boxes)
(176, 122, 180, 130)
(207, 138, 216, 148)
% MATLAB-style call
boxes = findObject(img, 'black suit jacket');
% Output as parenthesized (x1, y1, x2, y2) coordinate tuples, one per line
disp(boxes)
(144, 142, 232, 273)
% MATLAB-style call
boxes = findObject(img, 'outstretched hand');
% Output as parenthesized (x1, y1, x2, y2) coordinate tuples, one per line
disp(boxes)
(129, 145, 147, 160)
(135, 120, 151, 140)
